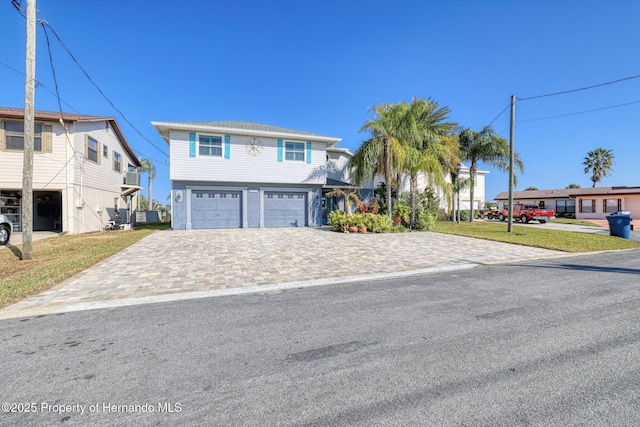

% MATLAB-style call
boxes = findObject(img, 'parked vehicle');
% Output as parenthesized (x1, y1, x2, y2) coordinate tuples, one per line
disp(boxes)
(498, 203, 555, 224)
(0, 214, 12, 245)
(475, 208, 500, 220)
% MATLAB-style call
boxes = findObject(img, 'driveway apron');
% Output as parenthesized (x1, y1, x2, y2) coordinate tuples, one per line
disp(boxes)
(0, 228, 566, 319)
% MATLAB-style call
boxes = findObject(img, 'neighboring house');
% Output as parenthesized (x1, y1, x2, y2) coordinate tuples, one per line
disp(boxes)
(151, 121, 343, 229)
(365, 164, 489, 212)
(494, 186, 640, 219)
(0, 107, 142, 234)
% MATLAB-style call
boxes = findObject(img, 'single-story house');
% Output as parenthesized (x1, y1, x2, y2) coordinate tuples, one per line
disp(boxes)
(494, 186, 640, 219)
(152, 120, 347, 229)
(0, 107, 142, 234)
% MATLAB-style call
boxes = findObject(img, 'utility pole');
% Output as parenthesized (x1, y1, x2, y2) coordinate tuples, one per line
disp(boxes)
(507, 95, 515, 233)
(22, 0, 36, 260)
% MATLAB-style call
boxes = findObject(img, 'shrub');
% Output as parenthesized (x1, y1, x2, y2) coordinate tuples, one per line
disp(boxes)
(392, 201, 412, 227)
(328, 210, 349, 231)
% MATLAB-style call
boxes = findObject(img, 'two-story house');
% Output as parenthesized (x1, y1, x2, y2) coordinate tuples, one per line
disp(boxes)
(152, 121, 342, 229)
(0, 107, 142, 234)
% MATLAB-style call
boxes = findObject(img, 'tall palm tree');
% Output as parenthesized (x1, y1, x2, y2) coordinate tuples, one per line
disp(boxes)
(458, 125, 524, 222)
(351, 102, 410, 217)
(583, 148, 614, 188)
(139, 159, 156, 210)
(400, 99, 458, 228)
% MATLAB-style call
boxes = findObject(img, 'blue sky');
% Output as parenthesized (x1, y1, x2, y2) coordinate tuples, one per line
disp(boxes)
(2, 1, 640, 204)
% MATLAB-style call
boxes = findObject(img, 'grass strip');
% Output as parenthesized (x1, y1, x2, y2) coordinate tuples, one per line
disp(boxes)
(433, 221, 640, 253)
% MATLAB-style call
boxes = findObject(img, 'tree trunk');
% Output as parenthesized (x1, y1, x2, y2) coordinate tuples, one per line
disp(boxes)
(456, 190, 461, 223)
(410, 173, 417, 229)
(468, 163, 476, 222)
(148, 175, 153, 210)
(385, 139, 392, 218)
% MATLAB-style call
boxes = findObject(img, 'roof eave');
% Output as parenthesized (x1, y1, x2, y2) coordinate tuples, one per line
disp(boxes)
(151, 121, 342, 145)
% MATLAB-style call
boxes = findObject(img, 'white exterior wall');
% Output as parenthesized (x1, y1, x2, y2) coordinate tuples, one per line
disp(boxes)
(326, 151, 351, 183)
(373, 168, 488, 211)
(0, 118, 138, 234)
(170, 130, 327, 185)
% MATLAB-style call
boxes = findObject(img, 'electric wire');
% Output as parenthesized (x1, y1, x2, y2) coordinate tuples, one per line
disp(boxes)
(486, 103, 510, 128)
(42, 22, 169, 159)
(519, 100, 640, 123)
(517, 73, 640, 101)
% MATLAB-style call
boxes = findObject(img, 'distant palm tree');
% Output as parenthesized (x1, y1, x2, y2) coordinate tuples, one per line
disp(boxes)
(524, 186, 538, 191)
(565, 183, 581, 189)
(139, 159, 157, 210)
(458, 126, 524, 222)
(583, 148, 614, 188)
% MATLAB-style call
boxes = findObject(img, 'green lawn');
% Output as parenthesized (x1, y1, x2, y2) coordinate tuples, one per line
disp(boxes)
(433, 220, 639, 253)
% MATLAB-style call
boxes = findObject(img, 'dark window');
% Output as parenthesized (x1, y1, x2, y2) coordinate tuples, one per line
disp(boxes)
(87, 137, 99, 163)
(4, 122, 42, 151)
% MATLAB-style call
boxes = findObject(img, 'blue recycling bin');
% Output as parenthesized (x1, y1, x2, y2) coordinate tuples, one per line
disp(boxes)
(606, 211, 632, 239)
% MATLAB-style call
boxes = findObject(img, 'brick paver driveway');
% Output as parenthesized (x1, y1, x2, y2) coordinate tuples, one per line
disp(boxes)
(0, 228, 566, 319)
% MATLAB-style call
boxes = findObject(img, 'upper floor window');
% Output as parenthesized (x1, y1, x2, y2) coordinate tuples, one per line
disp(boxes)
(103, 145, 109, 158)
(285, 141, 304, 161)
(87, 136, 99, 163)
(4, 122, 42, 151)
(199, 135, 222, 157)
(113, 152, 122, 172)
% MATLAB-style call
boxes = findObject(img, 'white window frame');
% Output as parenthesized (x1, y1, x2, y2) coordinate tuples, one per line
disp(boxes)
(198, 134, 223, 157)
(113, 151, 122, 172)
(87, 136, 100, 164)
(285, 141, 305, 162)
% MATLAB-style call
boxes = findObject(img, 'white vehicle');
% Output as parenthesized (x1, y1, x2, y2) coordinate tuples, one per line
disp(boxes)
(0, 214, 12, 245)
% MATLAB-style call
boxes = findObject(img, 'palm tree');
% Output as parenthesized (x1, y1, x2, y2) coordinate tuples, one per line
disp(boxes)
(583, 148, 614, 188)
(351, 102, 410, 217)
(400, 98, 458, 228)
(458, 125, 524, 222)
(565, 183, 581, 189)
(448, 167, 470, 223)
(139, 159, 156, 210)
(524, 186, 539, 191)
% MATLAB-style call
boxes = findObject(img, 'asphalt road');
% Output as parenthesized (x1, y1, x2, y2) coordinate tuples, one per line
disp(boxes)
(2, 250, 640, 426)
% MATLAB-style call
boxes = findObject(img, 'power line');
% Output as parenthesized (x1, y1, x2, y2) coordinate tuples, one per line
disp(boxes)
(517, 73, 640, 101)
(12, 2, 169, 160)
(0, 60, 165, 164)
(486, 103, 511, 127)
(41, 22, 169, 159)
(518, 99, 640, 122)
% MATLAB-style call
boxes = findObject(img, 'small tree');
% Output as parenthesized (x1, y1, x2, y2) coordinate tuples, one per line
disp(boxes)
(565, 183, 581, 189)
(524, 186, 539, 191)
(326, 188, 361, 215)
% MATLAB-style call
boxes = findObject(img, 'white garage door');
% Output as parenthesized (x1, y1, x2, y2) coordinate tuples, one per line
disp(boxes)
(191, 191, 241, 229)
(264, 192, 306, 227)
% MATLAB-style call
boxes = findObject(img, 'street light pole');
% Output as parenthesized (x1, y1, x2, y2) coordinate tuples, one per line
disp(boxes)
(507, 95, 516, 233)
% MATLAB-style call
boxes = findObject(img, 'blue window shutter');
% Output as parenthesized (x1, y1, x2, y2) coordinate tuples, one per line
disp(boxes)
(306, 142, 312, 164)
(277, 139, 283, 162)
(189, 132, 196, 158)
(224, 135, 231, 159)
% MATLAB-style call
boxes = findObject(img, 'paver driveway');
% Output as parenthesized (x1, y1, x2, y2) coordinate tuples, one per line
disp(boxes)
(0, 228, 566, 319)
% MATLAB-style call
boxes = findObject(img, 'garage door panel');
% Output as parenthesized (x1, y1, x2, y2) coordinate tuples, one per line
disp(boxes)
(191, 191, 241, 229)
(264, 192, 306, 227)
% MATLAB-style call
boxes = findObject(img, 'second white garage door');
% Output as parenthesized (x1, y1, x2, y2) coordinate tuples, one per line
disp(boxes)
(264, 192, 307, 227)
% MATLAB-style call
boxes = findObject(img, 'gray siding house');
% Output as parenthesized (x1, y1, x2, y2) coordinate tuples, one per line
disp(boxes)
(152, 121, 344, 229)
